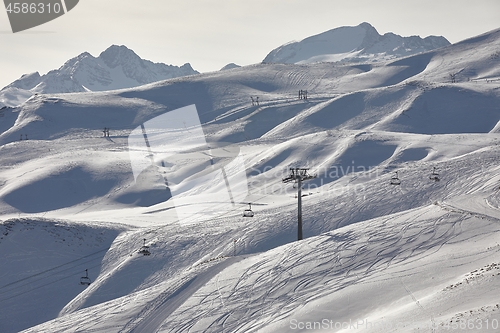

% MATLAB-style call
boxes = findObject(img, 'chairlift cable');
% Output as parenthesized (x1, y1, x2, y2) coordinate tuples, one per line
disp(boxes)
(0, 256, 105, 297)
(0, 247, 109, 291)
(0, 263, 102, 303)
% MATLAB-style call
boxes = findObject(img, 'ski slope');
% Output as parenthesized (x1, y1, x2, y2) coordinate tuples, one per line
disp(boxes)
(0, 27, 499, 333)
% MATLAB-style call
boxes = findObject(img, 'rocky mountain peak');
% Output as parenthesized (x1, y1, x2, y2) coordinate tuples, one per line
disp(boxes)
(1, 45, 200, 104)
(263, 22, 450, 64)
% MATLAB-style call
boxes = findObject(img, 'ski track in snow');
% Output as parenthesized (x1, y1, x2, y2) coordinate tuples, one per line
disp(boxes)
(122, 256, 244, 333)
(156, 206, 473, 332)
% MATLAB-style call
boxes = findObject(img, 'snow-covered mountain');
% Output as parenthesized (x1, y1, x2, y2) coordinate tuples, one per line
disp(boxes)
(0, 26, 500, 333)
(220, 63, 241, 71)
(0, 45, 198, 107)
(263, 22, 450, 64)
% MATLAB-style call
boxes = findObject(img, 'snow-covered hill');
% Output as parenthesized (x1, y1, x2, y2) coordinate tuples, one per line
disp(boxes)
(0, 26, 499, 333)
(263, 22, 450, 65)
(0, 45, 199, 107)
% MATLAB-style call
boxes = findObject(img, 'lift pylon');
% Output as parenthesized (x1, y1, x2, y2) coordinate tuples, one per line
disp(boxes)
(283, 168, 316, 241)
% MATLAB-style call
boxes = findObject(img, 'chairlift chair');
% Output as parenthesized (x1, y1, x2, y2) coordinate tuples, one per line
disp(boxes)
(429, 167, 440, 181)
(138, 238, 151, 256)
(243, 203, 254, 217)
(80, 269, 91, 286)
(390, 171, 401, 185)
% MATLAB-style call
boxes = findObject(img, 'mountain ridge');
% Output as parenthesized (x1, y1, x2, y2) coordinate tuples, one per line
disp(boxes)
(263, 22, 450, 64)
(0, 45, 199, 106)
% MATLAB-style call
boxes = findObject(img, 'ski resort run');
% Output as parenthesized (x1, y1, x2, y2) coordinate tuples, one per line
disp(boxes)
(0, 23, 500, 333)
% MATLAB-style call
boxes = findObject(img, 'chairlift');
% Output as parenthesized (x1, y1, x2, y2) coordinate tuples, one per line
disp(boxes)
(390, 171, 401, 185)
(138, 238, 151, 256)
(243, 203, 254, 217)
(429, 167, 440, 181)
(80, 269, 91, 286)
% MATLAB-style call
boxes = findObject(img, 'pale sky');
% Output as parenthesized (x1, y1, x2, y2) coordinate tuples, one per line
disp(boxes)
(0, 0, 499, 89)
